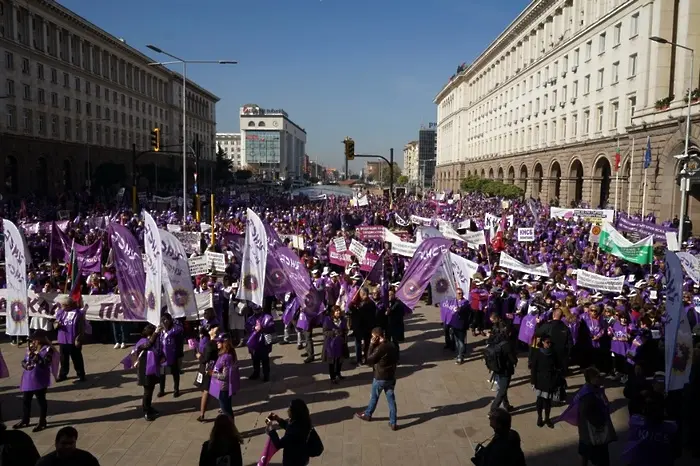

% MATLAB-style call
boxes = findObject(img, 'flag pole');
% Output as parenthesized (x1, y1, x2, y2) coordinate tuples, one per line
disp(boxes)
(614, 138, 620, 212)
(641, 168, 648, 218)
(627, 137, 635, 214)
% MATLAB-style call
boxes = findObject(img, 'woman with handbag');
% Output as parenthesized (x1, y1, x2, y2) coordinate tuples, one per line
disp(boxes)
(266, 399, 323, 466)
(530, 335, 560, 428)
(195, 326, 220, 422)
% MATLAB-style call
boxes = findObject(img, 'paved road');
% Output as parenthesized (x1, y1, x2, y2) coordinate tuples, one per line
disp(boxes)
(0, 306, 693, 466)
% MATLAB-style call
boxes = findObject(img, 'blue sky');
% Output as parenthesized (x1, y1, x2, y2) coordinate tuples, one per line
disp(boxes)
(60, 0, 526, 172)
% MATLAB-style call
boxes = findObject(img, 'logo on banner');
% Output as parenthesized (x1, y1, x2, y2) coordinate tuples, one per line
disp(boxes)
(10, 300, 26, 322)
(123, 289, 145, 312)
(147, 291, 156, 310)
(591, 225, 601, 236)
(403, 279, 423, 300)
(267, 268, 287, 287)
(434, 277, 450, 294)
(243, 274, 259, 291)
(172, 288, 190, 307)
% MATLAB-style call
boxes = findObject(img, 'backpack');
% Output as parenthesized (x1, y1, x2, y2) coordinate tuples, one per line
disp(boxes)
(484, 340, 507, 373)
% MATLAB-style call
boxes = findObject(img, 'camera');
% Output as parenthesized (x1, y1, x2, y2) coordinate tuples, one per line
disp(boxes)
(470, 443, 485, 465)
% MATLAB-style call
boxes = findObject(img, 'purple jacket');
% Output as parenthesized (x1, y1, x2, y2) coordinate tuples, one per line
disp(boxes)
(209, 353, 240, 399)
(160, 324, 183, 366)
(55, 308, 84, 345)
(20, 345, 57, 392)
(246, 313, 275, 354)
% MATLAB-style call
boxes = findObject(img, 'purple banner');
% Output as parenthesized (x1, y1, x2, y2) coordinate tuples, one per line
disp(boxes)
(50, 222, 103, 275)
(108, 223, 146, 321)
(616, 216, 676, 243)
(396, 237, 453, 311)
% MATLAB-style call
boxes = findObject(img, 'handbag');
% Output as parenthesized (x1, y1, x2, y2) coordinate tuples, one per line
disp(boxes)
(306, 427, 324, 457)
(585, 420, 610, 446)
(264, 333, 274, 345)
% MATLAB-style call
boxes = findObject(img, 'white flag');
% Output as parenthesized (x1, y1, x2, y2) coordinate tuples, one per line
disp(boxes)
(159, 229, 198, 319)
(236, 209, 268, 306)
(142, 210, 163, 325)
(3, 219, 29, 336)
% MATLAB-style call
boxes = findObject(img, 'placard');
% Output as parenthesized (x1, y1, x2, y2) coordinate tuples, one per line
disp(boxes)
(576, 269, 624, 293)
(188, 255, 209, 276)
(517, 227, 535, 242)
(349, 239, 368, 261)
(172, 231, 201, 254)
(333, 237, 347, 253)
(205, 251, 226, 273)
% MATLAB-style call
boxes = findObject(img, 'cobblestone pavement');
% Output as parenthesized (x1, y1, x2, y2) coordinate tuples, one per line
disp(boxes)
(0, 306, 695, 465)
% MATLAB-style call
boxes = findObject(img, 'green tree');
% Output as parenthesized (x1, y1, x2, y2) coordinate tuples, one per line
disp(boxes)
(460, 176, 524, 199)
(396, 175, 409, 186)
(214, 145, 233, 186)
(234, 169, 253, 181)
(379, 162, 402, 186)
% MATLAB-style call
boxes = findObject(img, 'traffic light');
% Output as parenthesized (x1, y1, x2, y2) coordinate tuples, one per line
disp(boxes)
(150, 128, 161, 152)
(344, 137, 355, 160)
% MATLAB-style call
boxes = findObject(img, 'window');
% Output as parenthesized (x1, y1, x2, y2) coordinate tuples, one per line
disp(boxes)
(597, 69, 604, 90)
(585, 41, 592, 60)
(535, 97, 540, 112)
(563, 85, 568, 101)
(553, 90, 558, 106)
(21, 57, 30, 74)
(583, 110, 590, 134)
(5, 79, 14, 96)
(630, 13, 639, 38)
(572, 113, 578, 136)
(596, 105, 604, 131)
(629, 54, 638, 77)
(75, 99, 81, 113)
(544, 66, 550, 81)
(74, 77, 80, 91)
(584, 75, 591, 94)
(628, 95, 637, 123)
(562, 117, 567, 139)
(96, 105, 101, 118)
(599, 33, 606, 54)
(22, 84, 30, 100)
(37, 63, 44, 80)
(563, 55, 569, 71)
(573, 48, 580, 66)
(64, 96, 70, 110)
(573, 80, 579, 97)
(612, 62, 620, 84)
(63, 72, 69, 88)
(5, 52, 14, 69)
(51, 68, 58, 84)
(6, 105, 16, 129)
(64, 117, 72, 140)
(86, 102, 91, 116)
(51, 115, 59, 136)
(95, 84, 100, 98)
(85, 81, 91, 95)
(38, 88, 45, 104)
(536, 71, 541, 87)
(611, 101, 619, 129)
(38, 114, 46, 134)
(51, 92, 58, 107)
(613, 23, 622, 46)
(23, 109, 32, 131)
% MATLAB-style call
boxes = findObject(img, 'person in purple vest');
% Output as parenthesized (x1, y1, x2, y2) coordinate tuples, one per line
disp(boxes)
(157, 313, 183, 398)
(121, 324, 161, 421)
(209, 333, 240, 418)
(322, 305, 349, 383)
(54, 297, 86, 383)
(246, 307, 275, 382)
(13, 330, 57, 432)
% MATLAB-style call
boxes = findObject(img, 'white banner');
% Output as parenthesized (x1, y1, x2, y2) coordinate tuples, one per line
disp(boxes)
(449, 253, 479, 292)
(498, 252, 550, 277)
(142, 211, 163, 325)
(0, 290, 211, 322)
(410, 215, 433, 226)
(576, 269, 625, 293)
(394, 214, 410, 227)
(188, 255, 209, 276)
(357, 194, 369, 207)
(677, 252, 700, 284)
(430, 255, 456, 304)
(391, 240, 418, 257)
(485, 213, 514, 231)
(172, 231, 201, 254)
(166, 224, 182, 233)
(589, 224, 602, 244)
(3, 219, 29, 336)
(236, 209, 267, 306)
(349, 239, 368, 261)
(517, 227, 535, 242)
(666, 232, 680, 251)
(549, 207, 615, 224)
(159, 229, 198, 319)
(333, 237, 347, 253)
(205, 251, 227, 273)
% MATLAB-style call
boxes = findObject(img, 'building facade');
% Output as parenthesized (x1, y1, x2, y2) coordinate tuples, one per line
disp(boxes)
(215, 132, 242, 169)
(0, 0, 219, 198)
(419, 127, 437, 188)
(403, 140, 419, 185)
(434, 0, 700, 223)
(239, 104, 306, 180)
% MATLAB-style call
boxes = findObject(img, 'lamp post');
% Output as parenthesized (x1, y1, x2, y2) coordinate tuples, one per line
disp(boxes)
(146, 45, 236, 220)
(650, 36, 695, 243)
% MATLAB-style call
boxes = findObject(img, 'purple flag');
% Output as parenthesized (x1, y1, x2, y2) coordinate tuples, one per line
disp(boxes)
(395, 237, 452, 311)
(439, 298, 458, 324)
(365, 250, 388, 284)
(50, 222, 102, 275)
(108, 223, 146, 320)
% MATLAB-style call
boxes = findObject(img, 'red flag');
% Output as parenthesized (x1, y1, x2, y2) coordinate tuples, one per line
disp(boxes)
(490, 215, 506, 253)
(614, 145, 621, 171)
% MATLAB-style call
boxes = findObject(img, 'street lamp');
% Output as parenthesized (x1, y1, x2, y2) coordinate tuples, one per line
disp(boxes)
(146, 44, 237, 220)
(650, 36, 695, 243)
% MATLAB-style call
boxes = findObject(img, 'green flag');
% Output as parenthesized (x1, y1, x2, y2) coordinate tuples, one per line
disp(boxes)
(599, 222, 654, 265)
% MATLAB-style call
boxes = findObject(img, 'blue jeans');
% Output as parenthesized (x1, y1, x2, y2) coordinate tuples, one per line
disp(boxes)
(112, 322, 126, 344)
(365, 378, 397, 425)
(453, 328, 466, 359)
(490, 374, 512, 412)
(218, 390, 233, 417)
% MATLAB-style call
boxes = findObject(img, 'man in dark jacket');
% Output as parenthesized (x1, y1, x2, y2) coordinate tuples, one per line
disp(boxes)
(488, 327, 518, 413)
(355, 327, 399, 430)
(477, 408, 526, 466)
(349, 288, 377, 365)
(535, 308, 573, 371)
(36, 426, 99, 466)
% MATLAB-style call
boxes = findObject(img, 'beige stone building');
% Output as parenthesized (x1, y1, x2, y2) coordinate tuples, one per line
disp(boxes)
(434, 0, 700, 225)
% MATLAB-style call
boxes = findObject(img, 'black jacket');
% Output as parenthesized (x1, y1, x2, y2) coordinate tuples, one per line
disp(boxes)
(199, 440, 243, 466)
(530, 348, 560, 393)
(0, 424, 40, 466)
(366, 341, 398, 381)
(479, 429, 526, 466)
(536, 320, 573, 367)
(350, 299, 377, 332)
(490, 334, 518, 376)
(268, 419, 311, 466)
(386, 299, 405, 341)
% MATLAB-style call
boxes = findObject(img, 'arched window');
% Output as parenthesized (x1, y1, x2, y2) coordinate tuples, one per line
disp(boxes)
(258, 121, 266, 127)
(248, 121, 255, 127)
